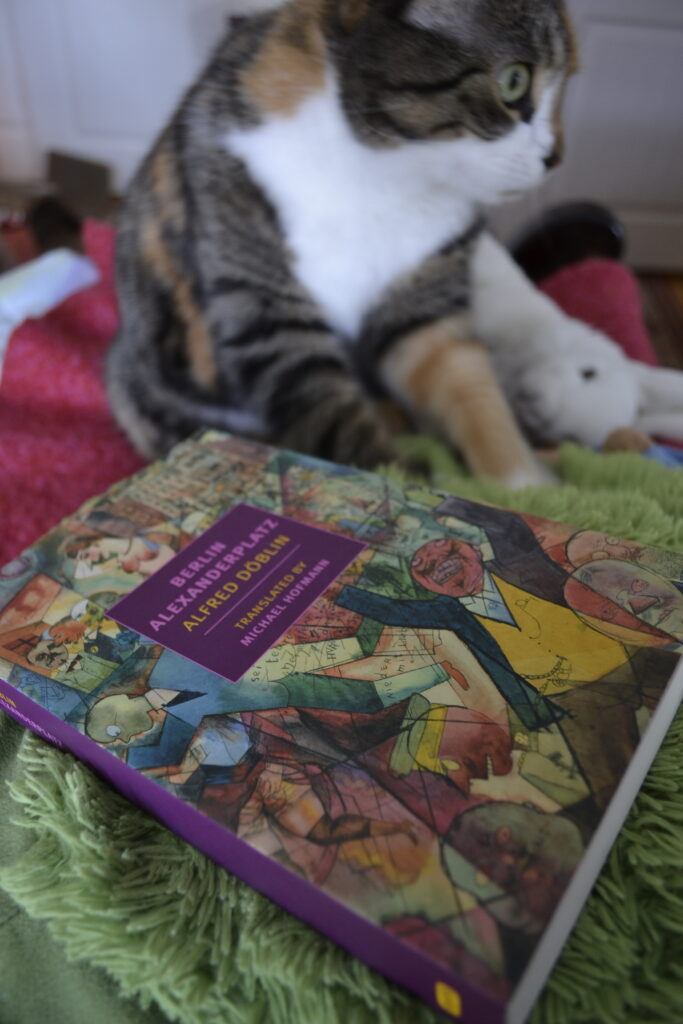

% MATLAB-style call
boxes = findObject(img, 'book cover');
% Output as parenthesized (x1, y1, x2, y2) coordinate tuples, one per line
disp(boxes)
(1, 429, 682, 1023)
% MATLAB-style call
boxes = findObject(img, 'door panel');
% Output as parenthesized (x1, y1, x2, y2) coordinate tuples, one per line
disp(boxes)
(0, 3, 39, 180)
(6, 0, 233, 190)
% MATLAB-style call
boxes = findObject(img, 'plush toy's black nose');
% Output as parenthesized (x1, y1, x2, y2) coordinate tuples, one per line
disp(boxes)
(543, 149, 562, 170)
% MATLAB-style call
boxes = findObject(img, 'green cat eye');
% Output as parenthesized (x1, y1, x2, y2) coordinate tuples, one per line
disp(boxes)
(496, 63, 532, 104)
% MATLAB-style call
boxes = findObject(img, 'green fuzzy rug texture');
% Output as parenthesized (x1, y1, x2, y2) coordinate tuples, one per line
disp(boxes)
(2, 441, 683, 1024)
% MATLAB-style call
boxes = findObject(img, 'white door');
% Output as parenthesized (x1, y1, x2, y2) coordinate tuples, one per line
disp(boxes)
(2, 0, 239, 191)
(0, 2, 40, 181)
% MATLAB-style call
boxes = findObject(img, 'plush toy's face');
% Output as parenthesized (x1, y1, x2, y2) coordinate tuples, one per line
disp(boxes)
(511, 326, 640, 446)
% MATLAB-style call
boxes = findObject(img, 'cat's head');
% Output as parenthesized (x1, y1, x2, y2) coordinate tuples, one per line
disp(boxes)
(321, 0, 577, 202)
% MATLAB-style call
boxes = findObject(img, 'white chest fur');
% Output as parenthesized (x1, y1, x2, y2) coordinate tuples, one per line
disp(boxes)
(226, 76, 477, 339)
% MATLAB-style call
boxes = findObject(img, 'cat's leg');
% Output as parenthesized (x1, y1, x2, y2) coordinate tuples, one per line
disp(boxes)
(377, 315, 555, 488)
(110, 216, 399, 468)
(111, 287, 400, 467)
(162, 256, 403, 468)
(222, 319, 401, 468)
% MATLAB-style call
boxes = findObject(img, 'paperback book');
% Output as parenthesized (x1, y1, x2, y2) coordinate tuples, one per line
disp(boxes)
(1, 430, 682, 1023)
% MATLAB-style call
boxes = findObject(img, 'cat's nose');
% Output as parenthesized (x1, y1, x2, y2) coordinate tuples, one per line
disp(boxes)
(543, 149, 562, 170)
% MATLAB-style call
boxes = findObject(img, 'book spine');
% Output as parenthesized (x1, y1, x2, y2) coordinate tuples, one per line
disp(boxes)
(0, 675, 503, 1024)
(0, 680, 68, 750)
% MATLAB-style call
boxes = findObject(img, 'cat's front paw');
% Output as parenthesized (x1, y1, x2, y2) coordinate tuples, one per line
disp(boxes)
(500, 457, 560, 490)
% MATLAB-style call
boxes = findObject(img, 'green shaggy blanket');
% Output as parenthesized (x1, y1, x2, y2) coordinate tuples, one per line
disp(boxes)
(1, 442, 683, 1024)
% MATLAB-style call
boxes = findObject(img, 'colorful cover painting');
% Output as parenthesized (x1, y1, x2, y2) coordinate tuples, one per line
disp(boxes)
(1, 430, 682, 1023)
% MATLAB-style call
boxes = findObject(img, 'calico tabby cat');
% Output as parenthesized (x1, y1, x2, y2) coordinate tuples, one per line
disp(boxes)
(108, 0, 578, 487)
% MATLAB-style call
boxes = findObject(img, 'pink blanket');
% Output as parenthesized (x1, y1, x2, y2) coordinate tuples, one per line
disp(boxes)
(0, 222, 144, 566)
(0, 221, 658, 567)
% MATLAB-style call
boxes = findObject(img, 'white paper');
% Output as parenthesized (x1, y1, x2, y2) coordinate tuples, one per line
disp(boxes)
(0, 248, 100, 386)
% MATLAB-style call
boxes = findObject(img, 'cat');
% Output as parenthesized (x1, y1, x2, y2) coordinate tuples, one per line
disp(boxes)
(107, 0, 578, 488)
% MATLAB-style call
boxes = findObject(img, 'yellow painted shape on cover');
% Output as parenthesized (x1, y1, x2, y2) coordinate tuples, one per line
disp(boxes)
(413, 704, 448, 773)
(435, 981, 462, 1017)
(338, 830, 428, 887)
(482, 577, 627, 694)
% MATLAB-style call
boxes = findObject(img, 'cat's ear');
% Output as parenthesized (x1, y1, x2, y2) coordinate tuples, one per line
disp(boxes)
(336, 0, 407, 31)
(337, 0, 371, 30)
(403, 0, 478, 40)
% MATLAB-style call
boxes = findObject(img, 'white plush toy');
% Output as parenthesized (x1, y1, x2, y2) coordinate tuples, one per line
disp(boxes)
(470, 234, 683, 450)
(507, 322, 683, 448)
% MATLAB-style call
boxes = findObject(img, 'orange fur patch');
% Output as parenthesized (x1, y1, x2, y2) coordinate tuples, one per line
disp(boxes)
(383, 318, 541, 482)
(241, 0, 326, 116)
(149, 143, 186, 228)
(560, 6, 580, 76)
(550, 8, 580, 155)
(338, 0, 370, 32)
(140, 217, 218, 391)
(406, 323, 466, 406)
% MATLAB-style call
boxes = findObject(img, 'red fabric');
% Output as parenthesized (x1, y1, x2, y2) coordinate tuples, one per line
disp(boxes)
(0, 228, 661, 567)
(538, 257, 659, 367)
(0, 221, 144, 565)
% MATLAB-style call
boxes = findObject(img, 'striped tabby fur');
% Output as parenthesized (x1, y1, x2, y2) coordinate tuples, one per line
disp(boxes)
(108, 0, 576, 484)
